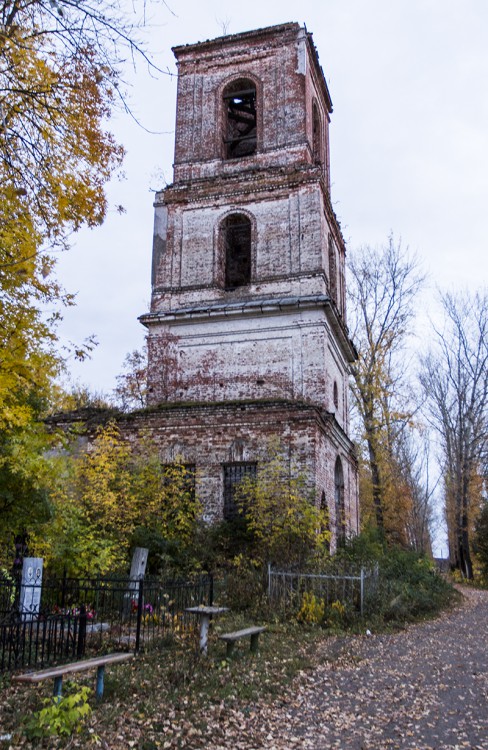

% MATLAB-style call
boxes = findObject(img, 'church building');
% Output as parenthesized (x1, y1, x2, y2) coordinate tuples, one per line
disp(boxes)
(137, 22, 359, 548)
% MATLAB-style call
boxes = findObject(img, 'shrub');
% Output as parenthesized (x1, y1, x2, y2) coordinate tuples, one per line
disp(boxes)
(235, 442, 331, 568)
(24, 683, 92, 739)
(221, 554, 267, 613)
(474, 500, 488, 584)
(335, 530, 455, 625)
(296, 592, 326, 625)
(326, 599, 347, 628)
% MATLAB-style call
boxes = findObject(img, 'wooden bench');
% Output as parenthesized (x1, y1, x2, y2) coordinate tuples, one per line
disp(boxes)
(12, 652, 133, 701)
(219, 626, 266, 657)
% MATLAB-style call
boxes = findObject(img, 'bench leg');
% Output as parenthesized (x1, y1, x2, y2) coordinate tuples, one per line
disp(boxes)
(250, 633, 260, 653)
(226, 641, 235, 658)
(96, 665, 105, 701)
(53, 676, 63, 701)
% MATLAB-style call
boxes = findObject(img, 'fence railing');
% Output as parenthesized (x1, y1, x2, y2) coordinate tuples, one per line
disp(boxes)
(0, 573, 213, 673)
(267, 563, 379, 616)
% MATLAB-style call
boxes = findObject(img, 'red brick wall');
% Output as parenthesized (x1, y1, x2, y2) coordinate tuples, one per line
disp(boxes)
(119, 401, 358, 540)
(137, 23, 359, 548)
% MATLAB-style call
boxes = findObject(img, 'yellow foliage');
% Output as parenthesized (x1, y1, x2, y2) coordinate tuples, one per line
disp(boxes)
(327, 599, 346, 627)
(0, 2, 158, 559)
(33, 424, 202, 575)
(296, 592, 325, 624)
(0, 7, 124, 474)
(235, 441, 331, 567)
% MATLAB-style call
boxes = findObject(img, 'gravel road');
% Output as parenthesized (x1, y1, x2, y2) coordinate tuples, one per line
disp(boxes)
(247, 586, 488, 750)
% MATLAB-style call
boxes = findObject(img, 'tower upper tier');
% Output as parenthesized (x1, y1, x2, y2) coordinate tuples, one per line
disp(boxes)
(171, 22, 332, 190)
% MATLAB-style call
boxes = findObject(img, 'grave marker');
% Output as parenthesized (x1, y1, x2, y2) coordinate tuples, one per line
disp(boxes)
(124, 547, 148, 616)
(19, 557, 43, 620)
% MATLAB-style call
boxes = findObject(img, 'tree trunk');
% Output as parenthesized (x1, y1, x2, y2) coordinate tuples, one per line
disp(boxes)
(460, 493, 473, 580)
(367, 437, 384, 530)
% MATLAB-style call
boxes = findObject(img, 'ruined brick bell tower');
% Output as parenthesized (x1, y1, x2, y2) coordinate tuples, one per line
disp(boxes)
(139, 23, 359, 547)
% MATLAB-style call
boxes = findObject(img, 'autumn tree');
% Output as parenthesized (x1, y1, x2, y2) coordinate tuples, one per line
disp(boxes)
(392, 428, 436, 555)
(474, 500, 488, 581)
(56, 384, 114, 412)
(33, 423, 202, 576)
(0, 0, 161, 555)
(347, 237, 425, 540)
(234, 443, 330, 568)
(420, 290, 488, 579)
(0, 402, 58, 565)
(1, 0, 129, 417)
(0, 0, 161, 409)
(113, 345, 148, 411)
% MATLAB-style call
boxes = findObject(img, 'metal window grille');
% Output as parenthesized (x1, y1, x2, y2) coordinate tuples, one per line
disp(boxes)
(223, 462, 257, 520)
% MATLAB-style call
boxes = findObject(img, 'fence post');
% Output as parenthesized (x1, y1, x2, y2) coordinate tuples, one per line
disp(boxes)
(209, 573, 214, 607)
(135, 578, 144, 654)
(267, 563, 271, 600)
(61, 568, 67, 610)
(77, 604, 87, 657)
(360, 568, 365, 617)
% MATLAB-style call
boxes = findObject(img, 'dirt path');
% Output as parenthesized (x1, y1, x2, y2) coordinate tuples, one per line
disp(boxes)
(218, 586, 488, 750)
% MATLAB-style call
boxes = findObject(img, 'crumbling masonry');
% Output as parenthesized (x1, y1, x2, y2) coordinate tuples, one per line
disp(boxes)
(136, 22, 359, 548)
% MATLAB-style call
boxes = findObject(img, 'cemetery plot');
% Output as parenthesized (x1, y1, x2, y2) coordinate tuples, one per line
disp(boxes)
(0, 570, 214, 673)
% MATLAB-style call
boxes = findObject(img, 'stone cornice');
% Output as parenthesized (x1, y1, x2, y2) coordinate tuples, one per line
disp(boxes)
(161, 163, 322, 204)
(139, 294, 357, 363)
(173, 23, 301, 59)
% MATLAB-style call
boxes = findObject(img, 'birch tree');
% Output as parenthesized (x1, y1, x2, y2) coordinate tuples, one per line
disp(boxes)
(393, 428, 436, 555)
(420, 290, 488, 579)
(347, 237, 425, 539)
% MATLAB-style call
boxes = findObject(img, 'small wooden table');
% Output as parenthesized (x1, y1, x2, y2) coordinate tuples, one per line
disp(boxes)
(184, 605, 229, 655)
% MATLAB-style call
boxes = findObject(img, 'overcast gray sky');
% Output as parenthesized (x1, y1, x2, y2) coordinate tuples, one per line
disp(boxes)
(56, 0, 488, 395)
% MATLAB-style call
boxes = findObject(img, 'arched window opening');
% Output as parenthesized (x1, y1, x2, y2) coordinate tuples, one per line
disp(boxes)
(333, 381, 339, 410)
(334, 457, 346, 547)
(223, 213, 252, 289)
(328, 235, 337, 305)
(223, 78, 257, 159)
(312, 101, 322, 164)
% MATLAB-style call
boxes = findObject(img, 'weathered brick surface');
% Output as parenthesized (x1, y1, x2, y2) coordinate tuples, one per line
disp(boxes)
(146, 305, 350, 418)
(121, 401, 358, 547)
(137, 22, 359, 546)
(171, 24, 331, 182)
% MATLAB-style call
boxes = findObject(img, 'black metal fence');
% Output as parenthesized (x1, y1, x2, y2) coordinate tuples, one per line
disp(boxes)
(0, 573, 213, 673)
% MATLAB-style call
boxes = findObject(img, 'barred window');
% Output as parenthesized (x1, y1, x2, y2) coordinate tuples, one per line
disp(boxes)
(223, 462, 257, 520)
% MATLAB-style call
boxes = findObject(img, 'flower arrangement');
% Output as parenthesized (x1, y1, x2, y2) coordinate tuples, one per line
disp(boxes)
(52, 604, 96, 620)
